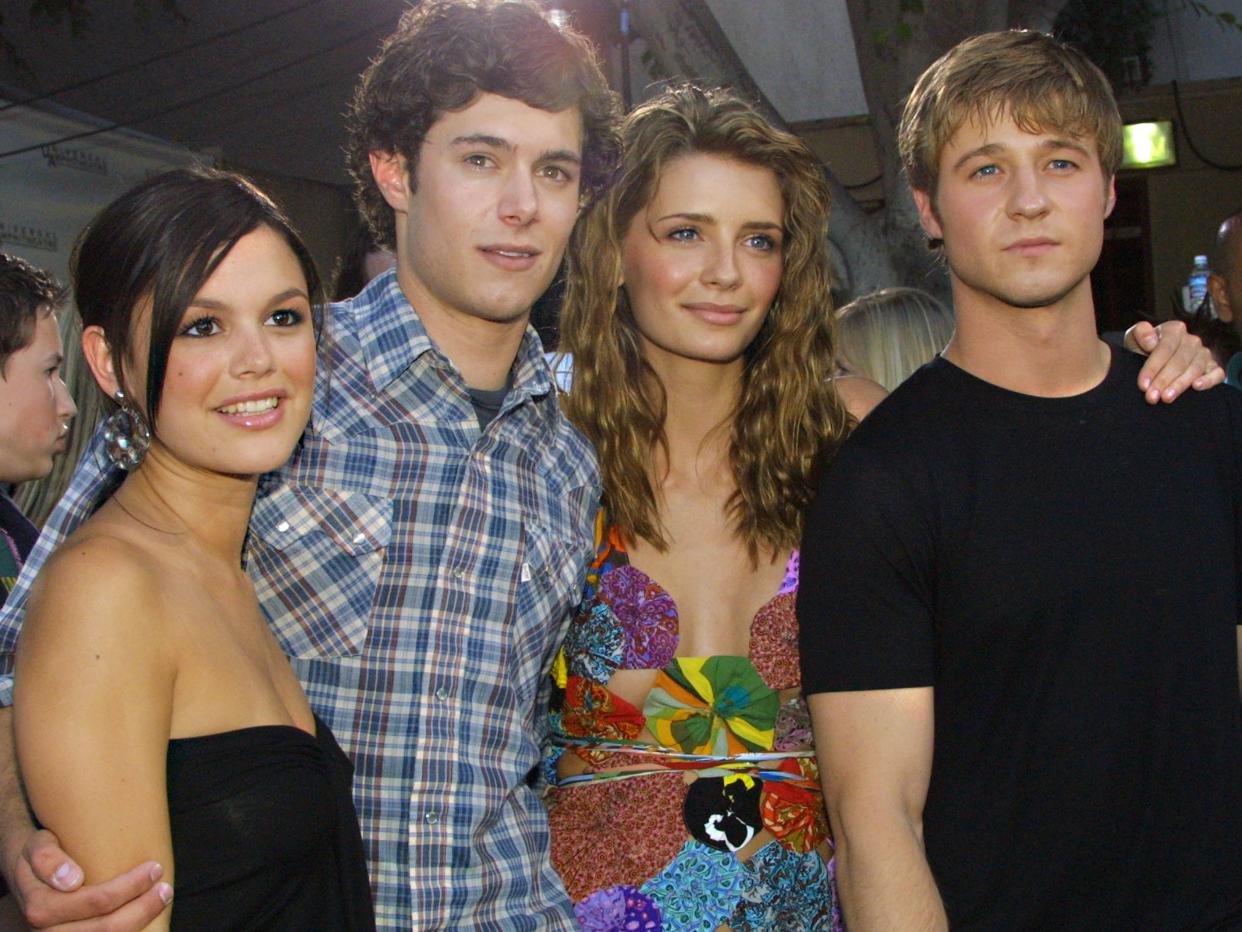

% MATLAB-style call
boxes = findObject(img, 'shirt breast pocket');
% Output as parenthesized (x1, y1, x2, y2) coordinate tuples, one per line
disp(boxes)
(248, 484, 393, 660)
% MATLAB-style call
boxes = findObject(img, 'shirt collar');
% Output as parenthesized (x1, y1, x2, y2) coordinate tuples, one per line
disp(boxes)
(348, 266, 553, 402)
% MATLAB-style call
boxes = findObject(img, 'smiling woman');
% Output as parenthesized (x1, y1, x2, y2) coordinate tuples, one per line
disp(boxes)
(545, 85, 867, 931)
(13, 168, 374, 930)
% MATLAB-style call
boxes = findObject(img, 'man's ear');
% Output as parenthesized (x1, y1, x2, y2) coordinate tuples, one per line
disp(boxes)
(913, 187, 944, 242)
(1209, 272, 1233, 323)
(81, 325, 122, 398)
(1104, 175, 1117, 219)
(369, 151, 411, 213)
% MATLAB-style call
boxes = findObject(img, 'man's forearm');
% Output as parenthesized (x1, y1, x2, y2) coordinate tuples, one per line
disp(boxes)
(834, 814, 947, 932)
(0, 707, 35, 891)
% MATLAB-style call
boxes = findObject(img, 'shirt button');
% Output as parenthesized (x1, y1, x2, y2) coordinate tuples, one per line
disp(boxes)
(435, 686, 449, 702)
(352, 532, 366, 545)
(424, 810, 440, 825)
(275, 520, 290, 533)
(453, 567, 465, 579)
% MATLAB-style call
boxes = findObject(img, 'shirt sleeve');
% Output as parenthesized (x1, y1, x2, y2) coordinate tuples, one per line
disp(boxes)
(797, 427, 939, 695)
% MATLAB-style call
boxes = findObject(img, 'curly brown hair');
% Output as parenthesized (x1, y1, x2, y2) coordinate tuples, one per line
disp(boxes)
(559, 85, 852, 559)
(346, 0, 621, 250)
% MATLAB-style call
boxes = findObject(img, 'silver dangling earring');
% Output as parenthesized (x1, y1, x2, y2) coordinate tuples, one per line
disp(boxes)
(102, 389, 150, 470)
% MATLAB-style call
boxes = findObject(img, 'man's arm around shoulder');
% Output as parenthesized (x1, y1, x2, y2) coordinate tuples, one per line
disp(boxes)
(809, 686, 946, 931)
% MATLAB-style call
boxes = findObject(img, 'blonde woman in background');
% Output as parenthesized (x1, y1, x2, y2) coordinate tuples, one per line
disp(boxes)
(835, 286, 954, 392)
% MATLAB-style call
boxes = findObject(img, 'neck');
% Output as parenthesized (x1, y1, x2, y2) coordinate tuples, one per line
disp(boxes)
(647, 353, 742, 482)
(112, 445, 259, 562)
(395, 266, 528, 392)
(944, 275, 1110, 397)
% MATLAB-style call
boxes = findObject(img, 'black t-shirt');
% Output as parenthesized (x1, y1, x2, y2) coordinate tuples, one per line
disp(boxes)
(799, 348, 1242, 930)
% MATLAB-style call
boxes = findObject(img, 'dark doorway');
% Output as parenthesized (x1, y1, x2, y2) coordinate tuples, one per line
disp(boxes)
(1093, 174, 1154, 333)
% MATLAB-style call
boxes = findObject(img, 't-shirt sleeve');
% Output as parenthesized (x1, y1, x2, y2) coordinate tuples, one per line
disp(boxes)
(798, 427, 938, 694)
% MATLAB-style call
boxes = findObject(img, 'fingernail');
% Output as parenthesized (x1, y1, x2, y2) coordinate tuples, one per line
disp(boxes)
(1141, 377, 1152, 389)
(157, 883, 173, 905)
(52, 862, 82, 890)
(148, 862, 164, 882)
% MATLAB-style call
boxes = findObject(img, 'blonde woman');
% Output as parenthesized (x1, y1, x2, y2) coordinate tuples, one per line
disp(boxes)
(545, 85, 875, 931)
(835, 286, 954, 392)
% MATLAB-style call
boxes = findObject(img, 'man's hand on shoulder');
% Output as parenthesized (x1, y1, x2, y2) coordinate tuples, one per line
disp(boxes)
(1124, 320, 1224, 403)
(6, 829, 170, 931)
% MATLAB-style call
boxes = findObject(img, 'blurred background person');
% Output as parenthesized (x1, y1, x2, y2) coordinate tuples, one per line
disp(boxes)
(330, 222, 396, 302)
(0, 255, 76, 606)
(835, 286, 954, 392)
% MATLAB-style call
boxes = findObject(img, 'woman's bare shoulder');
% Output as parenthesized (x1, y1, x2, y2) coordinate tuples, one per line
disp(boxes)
(833, 374, 889, 422)
(25, 519, 169, 645)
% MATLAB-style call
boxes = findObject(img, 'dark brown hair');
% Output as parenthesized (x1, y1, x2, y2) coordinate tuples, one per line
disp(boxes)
(345, 0, 621, 249)
(71, 167, 322, 429)
(0, 254, 66, 376)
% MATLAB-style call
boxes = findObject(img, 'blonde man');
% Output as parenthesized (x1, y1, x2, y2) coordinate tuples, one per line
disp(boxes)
(800, 31, 1242, 930)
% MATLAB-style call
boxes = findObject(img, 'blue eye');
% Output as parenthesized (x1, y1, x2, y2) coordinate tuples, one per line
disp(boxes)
(973, 164, 999, 178)
(745, 233, 778, 252)
(1049, 158, 1077, 171)
(668, 227, 699, 242)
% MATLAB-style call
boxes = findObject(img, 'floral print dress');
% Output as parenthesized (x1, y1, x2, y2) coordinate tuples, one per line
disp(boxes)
(546, 511, 841, 932)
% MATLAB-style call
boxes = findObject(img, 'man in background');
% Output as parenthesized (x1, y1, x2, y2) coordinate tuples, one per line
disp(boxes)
(0, 255, 75, 605)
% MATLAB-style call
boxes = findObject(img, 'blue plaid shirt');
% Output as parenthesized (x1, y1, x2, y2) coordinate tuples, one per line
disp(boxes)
(0, 269, 598, 930)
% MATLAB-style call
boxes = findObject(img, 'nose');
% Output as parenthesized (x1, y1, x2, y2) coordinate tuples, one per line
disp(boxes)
(55, 376, 76, 420)
(232, 325, 276, 377)
(498, 168, 538, 226)
(1008, 165, 1050, 219)
(702, 241, 741, 289)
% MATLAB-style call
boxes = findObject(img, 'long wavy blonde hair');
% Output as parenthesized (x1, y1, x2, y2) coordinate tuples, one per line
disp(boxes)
(559, 85, 852, 559)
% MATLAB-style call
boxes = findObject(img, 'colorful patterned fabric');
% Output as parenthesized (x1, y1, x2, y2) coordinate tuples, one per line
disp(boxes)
(548, 517, 839, 930)
(574, 886, 663, 931)
(645, 657, 778, 755)
(598, 565, 680, 669)
(2, 270, 599, 930)
(640, 841, 744, 932)
(730, 841, 835, 931)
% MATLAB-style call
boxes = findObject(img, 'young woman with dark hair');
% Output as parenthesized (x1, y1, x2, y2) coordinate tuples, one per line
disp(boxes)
(13, 168, 374, 930)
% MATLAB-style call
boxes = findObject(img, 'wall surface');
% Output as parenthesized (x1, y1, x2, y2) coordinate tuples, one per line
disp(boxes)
(1116, 77, 1242, 317)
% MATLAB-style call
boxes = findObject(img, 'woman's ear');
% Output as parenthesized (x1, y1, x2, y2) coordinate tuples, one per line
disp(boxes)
(81, 326, 121, 398)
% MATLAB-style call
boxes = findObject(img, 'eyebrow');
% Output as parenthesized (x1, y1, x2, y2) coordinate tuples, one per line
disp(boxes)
(953, 137, 1092, 172)
(190, 288, 309, 309)
(653, 211, 783, 232)
(449, 133, 581, 166)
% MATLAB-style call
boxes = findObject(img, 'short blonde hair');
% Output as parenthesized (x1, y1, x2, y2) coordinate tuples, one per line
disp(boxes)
(899, 30, 1122, 196)
(836, 287, 953, 392)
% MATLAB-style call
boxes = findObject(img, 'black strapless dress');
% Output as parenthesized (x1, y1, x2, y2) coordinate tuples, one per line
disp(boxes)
(165, 716, 374, 930)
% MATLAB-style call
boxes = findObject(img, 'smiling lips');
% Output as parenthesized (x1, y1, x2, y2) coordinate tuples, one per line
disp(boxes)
(215, 393, 286, 429)
(682, 302, 748, 325)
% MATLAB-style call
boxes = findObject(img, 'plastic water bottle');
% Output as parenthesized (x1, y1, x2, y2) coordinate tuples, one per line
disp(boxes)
(1186, 254, 1211, 312)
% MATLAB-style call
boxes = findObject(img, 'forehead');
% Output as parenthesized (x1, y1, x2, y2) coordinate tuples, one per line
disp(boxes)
(9, 309, 63, 365)
(649, 153, 782, 209)
(940, 108, 1098, 161)
(425, 91, 584, 154)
